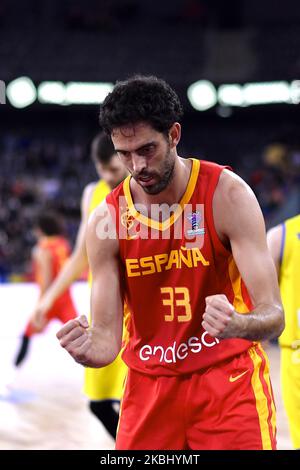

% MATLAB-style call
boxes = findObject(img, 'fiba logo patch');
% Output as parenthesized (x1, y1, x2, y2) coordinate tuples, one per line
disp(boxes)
(186, 211, 205, 236)
(0, 81, 5, 104)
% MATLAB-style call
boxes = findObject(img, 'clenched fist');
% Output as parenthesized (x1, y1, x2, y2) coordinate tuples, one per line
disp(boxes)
(202, 294, 236, 338)
(56, 315, 120, 368)
(56, 315, 93, 365)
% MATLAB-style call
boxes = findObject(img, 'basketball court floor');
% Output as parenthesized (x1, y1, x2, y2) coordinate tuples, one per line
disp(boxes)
(0, 283, 292, 450)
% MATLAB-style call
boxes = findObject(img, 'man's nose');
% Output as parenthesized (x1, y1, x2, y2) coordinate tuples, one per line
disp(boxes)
(131, 154, 147, 174)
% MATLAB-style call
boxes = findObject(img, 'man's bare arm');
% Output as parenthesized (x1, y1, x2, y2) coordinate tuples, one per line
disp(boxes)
(202, 170, 284, 341)
(57, 201, 123, 367)
(267, 224, 283, 277)
(34, 247, 53, 296)
(32, 183, 95, 320)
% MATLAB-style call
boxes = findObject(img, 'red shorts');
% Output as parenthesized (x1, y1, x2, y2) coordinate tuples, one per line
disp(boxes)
(25, 294, 77, 337)
(116, 343, 276, 450)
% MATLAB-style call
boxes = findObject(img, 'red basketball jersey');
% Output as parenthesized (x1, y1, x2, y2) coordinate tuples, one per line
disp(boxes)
(35, 236, 72, 301)
(107, 159, 254, 376)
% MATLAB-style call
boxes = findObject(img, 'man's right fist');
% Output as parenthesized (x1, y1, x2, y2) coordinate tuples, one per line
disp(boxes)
(56, 315, 92, 365)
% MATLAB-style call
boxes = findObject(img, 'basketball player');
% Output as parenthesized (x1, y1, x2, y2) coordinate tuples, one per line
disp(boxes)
(267, 214, 300, 449)
(14, 211, 77, 366)
(57, 76, 284, 450)
(31, 133, 128, 439)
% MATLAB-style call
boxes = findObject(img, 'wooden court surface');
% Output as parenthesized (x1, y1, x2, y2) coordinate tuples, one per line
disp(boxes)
(0, 284, 292, 450)
(0, 337, 292, 449)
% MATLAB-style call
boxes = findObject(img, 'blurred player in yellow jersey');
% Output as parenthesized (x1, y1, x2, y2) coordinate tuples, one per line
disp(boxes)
(32, 132, 128, 439)
(267, 214, 300, 448)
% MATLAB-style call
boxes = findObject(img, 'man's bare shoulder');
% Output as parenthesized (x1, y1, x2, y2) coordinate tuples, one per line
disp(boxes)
(32, 244, 52, 262)
(214, 168, 265, 240)
(81, 181, 98, 213)
(87, 200, 119, 257)
(88, 199, 109, 226)
(214, 169, 261, 222)
(216, 169, 255, 204)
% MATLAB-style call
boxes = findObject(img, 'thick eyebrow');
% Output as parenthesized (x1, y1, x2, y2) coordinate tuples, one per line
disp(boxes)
(115, 141, 156, 154)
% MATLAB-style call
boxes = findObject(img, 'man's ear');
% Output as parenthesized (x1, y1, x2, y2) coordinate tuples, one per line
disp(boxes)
(168, 122, 181, 148)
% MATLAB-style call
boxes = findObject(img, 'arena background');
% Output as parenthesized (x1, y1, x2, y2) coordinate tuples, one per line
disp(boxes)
(0, 0, 299, 450)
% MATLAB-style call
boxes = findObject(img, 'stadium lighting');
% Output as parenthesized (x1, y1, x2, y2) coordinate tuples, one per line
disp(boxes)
(243, 81, 290, 105)
(6, 77, 300, 109)
(218, 81, 291, 107)
(189, 80, 300, 110)
(218, 84, 244, 107)
(6, 77, 36, 108)
(65, 82, 114, 104)
(38, 82, 66, 104)
(36, 81, 114, 105)
(287, 80, 300, 104)
(187, 80, 217, 111)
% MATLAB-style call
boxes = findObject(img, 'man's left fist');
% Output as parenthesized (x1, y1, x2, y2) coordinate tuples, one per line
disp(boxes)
(202, 294, 235, 338)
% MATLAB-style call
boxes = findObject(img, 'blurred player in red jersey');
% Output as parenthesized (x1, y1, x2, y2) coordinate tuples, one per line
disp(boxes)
(14, 211, 77, 366)
(29, 134, 128, 440)
(56, 76, 284, 450)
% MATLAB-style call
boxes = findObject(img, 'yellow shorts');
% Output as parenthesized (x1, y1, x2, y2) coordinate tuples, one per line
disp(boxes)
(280, 346, 300, 448)
(84, 350, 127, 401)
(84, 306, 130, 402)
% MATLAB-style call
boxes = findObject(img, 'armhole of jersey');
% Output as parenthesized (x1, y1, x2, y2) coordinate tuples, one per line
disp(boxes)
(279, 222, 286, 268)
(205, 165, 232, 257)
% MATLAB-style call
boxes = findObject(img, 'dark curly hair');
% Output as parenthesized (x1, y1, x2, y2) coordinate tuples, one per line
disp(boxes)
(90, 132, 115, 164)
(99, 75, 184, 135)
(36, 210, 64, 236)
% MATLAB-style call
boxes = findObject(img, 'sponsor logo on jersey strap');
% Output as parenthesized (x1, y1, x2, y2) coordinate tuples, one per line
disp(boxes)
(229, 370, 249, 383)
